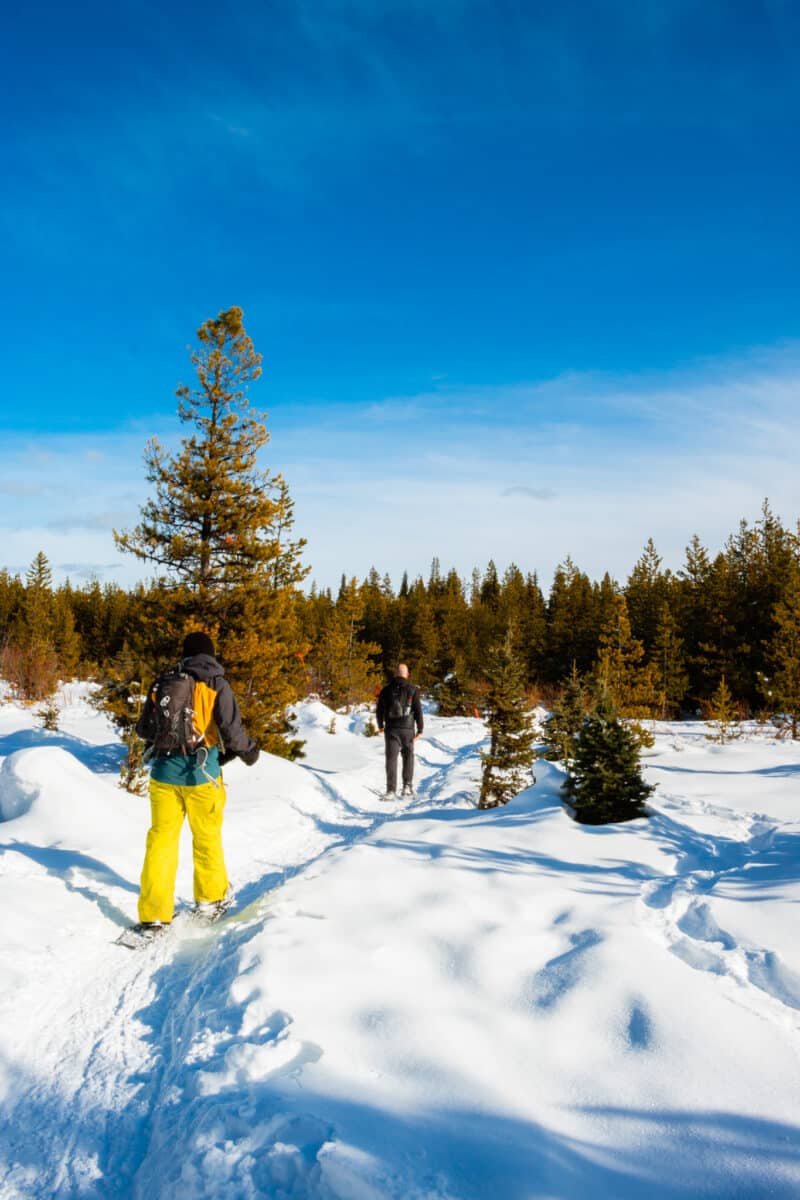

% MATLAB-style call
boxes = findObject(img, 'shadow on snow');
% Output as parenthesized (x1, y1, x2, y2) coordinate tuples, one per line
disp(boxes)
(2, 996, 799, 1200)
(0, 728, 125, 774)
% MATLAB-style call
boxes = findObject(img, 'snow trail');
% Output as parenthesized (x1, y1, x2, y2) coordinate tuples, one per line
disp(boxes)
(0, 704, 488, 1198)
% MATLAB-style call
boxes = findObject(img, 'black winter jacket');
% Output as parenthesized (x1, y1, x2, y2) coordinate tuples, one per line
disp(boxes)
(376, 677, 424, 734)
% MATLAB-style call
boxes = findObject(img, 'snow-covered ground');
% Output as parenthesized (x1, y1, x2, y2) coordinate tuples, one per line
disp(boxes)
(0, 688, 798, 1200)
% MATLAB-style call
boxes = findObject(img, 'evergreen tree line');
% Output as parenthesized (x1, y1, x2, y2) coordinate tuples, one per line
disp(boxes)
(4, 498, 800, 736)
(298, 500, 800, 735)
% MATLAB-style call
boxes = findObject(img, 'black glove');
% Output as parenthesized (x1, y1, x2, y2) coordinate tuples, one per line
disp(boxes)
(240, 745, 260, 766)
(218, 748, 238, 767)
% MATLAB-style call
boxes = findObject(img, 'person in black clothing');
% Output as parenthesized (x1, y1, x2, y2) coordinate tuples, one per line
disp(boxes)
(376, 663, 424, 799)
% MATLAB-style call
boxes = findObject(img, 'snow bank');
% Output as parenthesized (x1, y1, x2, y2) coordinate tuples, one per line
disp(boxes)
(0, 745, 143, 867)
(0, 746, 105, 824)
(0, 747, 41, 821)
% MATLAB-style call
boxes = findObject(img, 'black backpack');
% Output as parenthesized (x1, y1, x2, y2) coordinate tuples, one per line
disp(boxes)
(387, 681, 414, 721)
(142, 667, 207, 756)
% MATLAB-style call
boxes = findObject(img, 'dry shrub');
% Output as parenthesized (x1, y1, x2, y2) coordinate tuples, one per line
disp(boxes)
(1, 643, 59, 702)
(525, 681, 561, 710)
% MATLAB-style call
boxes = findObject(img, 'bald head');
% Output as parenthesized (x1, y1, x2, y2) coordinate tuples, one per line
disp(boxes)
(396, 663, 409, 679)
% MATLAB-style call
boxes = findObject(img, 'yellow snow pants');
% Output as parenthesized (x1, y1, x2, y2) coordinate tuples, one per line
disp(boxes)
(138, 779, 228, 923)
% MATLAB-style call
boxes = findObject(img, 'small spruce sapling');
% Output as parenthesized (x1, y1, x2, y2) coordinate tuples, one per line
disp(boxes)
(37, 693, 60, 732)
(98, 647, 151, 794)
(120, 683, 149, 795)
(565, 694, 654, 824)
(705, 675, 741, 744)
(432, 668, 472, 717)
(363, 716, 379, 737)
(478, 631, 537, 809)
(541, 663, 584, 768)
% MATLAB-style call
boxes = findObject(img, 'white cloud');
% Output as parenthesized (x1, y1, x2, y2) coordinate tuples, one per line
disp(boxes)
(274, 343, 800, 588)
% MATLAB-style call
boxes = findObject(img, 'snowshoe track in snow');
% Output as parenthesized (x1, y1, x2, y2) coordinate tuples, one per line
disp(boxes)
(637, 776, 800, 1028)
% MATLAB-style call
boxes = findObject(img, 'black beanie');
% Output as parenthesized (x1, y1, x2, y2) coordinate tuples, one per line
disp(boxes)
(182, 631, 215, 659)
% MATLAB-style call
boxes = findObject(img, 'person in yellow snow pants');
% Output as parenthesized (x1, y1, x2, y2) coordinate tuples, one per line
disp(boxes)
(132, 631, 260, 936)
(138, 779, 228, 924)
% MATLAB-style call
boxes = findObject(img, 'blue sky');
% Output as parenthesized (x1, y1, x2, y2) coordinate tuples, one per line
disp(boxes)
(3, 1, 800, 589)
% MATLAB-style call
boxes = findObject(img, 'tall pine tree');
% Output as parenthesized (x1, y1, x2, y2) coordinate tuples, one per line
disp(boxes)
(310, 578, 381, 710)
(766, 569, 800, 738)
(115, 306, 309, 756)
(651, 602, 688, 719)
(593, 594, 659, 722)
(6, 553, 59, 701)
(626, 538, 669, 652)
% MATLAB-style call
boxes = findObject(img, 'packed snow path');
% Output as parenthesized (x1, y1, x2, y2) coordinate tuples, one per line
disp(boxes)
(0, 693, 798, 1199)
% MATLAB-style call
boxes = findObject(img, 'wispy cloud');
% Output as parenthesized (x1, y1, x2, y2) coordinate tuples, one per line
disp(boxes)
(502, 487, 557, 501)
(0, 481, 50, 498)
(46, 513, 134, 534)
(58, 562, 123, 580)
(0, 429, 156, 585)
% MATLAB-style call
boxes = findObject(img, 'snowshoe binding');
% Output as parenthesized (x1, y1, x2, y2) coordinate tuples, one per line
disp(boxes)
(115, 921, 171, 950)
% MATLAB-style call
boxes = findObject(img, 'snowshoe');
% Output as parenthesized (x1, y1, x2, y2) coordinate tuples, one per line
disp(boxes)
(115, 921, 171, 950)
(401, 784, 415, 798)
(380, 790, 398, 802)
(191, 883, 235, 924)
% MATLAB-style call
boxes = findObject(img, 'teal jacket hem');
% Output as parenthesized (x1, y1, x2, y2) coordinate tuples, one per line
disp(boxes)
(150, 746, 221, 787)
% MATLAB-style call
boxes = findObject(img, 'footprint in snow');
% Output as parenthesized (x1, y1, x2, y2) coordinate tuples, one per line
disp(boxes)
(641, 878, 680, 910)
(669, 935, 727, 976)
(745, 949, 800, 1012)
(199, 1034, 323, 1093)
(249, 1113, 333, 1196)
(626, 1001, 653, 1050)
(676, 900, 736, 950)
(524, 929, 603, 1012)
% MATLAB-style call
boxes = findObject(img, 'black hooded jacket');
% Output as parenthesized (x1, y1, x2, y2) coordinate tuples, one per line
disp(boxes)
(137, 653, 258, 764)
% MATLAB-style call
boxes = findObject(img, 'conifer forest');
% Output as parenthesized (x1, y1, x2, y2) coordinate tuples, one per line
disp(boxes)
(4, 490, 800, 743)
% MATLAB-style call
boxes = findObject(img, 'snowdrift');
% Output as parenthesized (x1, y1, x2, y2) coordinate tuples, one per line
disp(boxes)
(0, 698, 798, 1200)
(0, 745, 127, 829)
